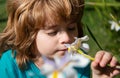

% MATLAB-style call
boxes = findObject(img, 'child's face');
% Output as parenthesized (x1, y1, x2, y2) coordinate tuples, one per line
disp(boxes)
(36, 21, 78, 59)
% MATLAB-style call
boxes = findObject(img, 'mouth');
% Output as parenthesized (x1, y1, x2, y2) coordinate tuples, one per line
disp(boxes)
(56, 49, 68, 55)
(59, 48, 68, 52)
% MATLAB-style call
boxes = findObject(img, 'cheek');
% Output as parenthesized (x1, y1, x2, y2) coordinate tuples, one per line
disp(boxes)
(36, 36, 57, 56)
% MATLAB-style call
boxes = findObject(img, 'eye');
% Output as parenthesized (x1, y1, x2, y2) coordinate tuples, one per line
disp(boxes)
(68, 26, 76, 31)
(47, 30, 58, 36)
(67, 22, 77, 31)
(67, 24, 77, 32)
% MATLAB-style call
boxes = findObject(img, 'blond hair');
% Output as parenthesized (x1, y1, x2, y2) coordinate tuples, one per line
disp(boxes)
(0, 0, 84, 69)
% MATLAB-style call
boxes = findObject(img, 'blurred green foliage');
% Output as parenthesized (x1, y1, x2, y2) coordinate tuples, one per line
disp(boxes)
(82, 0, 120, 58)
(0, 0, 7, 32)
(82, 0, 120, 77)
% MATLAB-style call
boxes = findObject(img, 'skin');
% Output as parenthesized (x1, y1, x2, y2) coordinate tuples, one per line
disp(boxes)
(91, 51, 120, 78)
(35, 20, 120, 78)
(36, 20, 78, 59)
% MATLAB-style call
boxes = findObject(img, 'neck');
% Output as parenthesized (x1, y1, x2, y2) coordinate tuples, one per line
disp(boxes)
(34, 57, 44, 69)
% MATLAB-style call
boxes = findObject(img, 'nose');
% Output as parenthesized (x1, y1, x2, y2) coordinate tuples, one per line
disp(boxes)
(59, 31, 72, 44)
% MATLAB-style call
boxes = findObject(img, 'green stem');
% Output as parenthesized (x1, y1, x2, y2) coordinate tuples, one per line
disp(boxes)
(77, 49, 120, 69)
(77, 49, 95, 61)
(69, 45, 120, 69)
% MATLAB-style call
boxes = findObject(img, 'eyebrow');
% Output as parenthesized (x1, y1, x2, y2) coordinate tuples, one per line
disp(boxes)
(44, 20, 76, 30)
(44, 25, 58, 30)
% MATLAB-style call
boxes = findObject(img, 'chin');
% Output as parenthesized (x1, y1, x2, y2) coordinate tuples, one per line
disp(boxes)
(56, 52, 66, 57)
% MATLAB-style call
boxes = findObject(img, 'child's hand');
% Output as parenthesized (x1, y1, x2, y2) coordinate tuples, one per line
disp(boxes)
(91, 51, 120, 78)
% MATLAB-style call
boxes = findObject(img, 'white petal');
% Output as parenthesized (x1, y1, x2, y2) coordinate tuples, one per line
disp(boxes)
(40, 64, 54, 75)
(115, 24, 120, 31)
(80, 35, 89, 41)
(71, 54, 90, 67)
(63, 67, 78, 78)
(81, 43, 90, 52)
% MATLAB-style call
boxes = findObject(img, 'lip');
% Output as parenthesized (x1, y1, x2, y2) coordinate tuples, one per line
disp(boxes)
(59, 48, 68, 51)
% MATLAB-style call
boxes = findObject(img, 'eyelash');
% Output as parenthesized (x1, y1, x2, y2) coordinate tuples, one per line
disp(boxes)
(47, 31, 58, 36)
(68, 26, 76, 31)
(47, 25, 76, 36)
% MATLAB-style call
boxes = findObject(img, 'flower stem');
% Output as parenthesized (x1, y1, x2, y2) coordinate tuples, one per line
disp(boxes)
(77, 49, 120, 69)
(77, 49, 95, 61)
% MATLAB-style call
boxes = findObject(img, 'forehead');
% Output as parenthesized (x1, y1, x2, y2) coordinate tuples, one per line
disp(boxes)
(44, 17, 76, 29)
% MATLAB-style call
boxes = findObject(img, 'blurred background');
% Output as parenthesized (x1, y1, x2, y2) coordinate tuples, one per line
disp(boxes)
(0, 0, 120, 77)
(82, 0, 120, 60)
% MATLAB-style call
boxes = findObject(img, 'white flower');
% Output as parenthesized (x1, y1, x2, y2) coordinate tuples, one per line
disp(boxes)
(40, 52, 90, 78)
(65, 35, 89, 54)
(64, 35, 90, 67)
(109, 20, 120, 31)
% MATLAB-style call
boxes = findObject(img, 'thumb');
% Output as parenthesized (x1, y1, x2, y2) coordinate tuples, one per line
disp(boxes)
(91, 61, 102, 75)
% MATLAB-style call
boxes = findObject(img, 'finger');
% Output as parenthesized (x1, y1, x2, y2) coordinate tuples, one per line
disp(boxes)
(94, 51, 105, 64)
(91, 61, 99, 68)
(100, 52, 112, 67)
(110, 56, 118, 67)
(91, 61, 101, 75)
(113, 70, 120, 76)
(91, 51, 105, 74)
